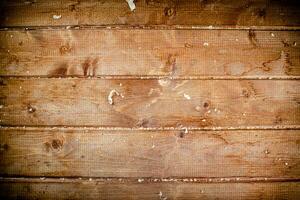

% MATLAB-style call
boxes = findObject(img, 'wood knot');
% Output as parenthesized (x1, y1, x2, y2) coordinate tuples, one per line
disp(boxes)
(203, 102, 209, 108)
(27, 104, 36, 113)
(164, 7, 175, 17)
(59, 44, 72, 55)
(52, 139, 63, 150)
(45, 139, 63, 152)
(49, 63, 68, 77)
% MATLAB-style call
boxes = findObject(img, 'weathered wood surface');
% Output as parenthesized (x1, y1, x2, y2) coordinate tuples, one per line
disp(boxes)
(0, 178, 299, 200)
(0, 79, 299, 127)
(0, 129, 299, 177)
(1, 0, 300, 27)
(0, 30, 299, 77)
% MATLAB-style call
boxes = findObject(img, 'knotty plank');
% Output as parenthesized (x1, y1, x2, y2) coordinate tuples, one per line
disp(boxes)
(0, 129, 299, 177)
(1, 0, 300, 27)
(0, 30, 299, 77)
(0, 179, 299, 200)
(0, 79, 299, 127)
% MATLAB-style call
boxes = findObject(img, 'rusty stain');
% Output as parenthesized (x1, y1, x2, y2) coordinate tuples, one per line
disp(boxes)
(242, 89, 250, 98)
(281, 40, 290, 47)
(7, 54, 19, 65)
(163, 54, 177, 75)
(108, 89, 121, 105)
(210, 134, 229, 145)
(261, 63, 271, 71)
(82, 59, 90, 76)
(44, 142, 51, 152)
(262, 51, 293, 75)
(82, 57, 99, 77)
(136, 119, 150, 128)
(281, 51, 292, 75)
(248, 30, 258, 47)
(49, 63, 68, 77)
(69, 0, 80, 12)
(203, 102, 209, 108)
(274, 115, 283, 124)
(0, 79, 7, 86)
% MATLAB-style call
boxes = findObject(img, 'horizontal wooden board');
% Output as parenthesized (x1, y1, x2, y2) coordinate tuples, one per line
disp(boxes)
(0, 30, 299, 77)
(0, 129, 299, 177)
(1, 0, 300, 27)
(0, 79, 299, 127)
(0, 179, 299, 200)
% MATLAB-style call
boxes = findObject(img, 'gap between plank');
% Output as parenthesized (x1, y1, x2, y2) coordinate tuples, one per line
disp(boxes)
(1, 25, 300, 31)
(0, 177, 299, 184)
(1, 75, 300, 80)
(1, 125, 300, 131)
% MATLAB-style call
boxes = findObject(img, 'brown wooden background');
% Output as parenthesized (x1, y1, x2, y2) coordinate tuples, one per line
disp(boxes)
(0, 0, 299, 199)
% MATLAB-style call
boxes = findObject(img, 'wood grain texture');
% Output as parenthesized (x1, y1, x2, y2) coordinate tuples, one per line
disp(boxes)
(0, 179, 299, 200)
(1, 0, 300, 27)
(0, 129, 299, 177)
(0, 29, 299, 77)
(0, 79, 299, 127)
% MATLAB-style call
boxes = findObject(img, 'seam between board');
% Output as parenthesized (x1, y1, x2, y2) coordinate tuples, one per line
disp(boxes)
(1, 25, 300, 31)
(0, 177, 299, 184)
(1, 76, 300, 80)
(1, 125, 300, 131)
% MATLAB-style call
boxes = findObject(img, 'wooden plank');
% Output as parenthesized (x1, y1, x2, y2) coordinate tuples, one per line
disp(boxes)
(0, 79, 299, 127)
(1, 0, 300, 27)
(0, 179, 299, 200)
(0, 128, 299, 177)
(0, 30, 299, 77)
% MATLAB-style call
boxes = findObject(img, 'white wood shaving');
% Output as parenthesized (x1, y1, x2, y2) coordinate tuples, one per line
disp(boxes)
(52, 15, 62, 20)
(108, 89, 120, 105)
(183, 93, 191, 100)
(126, 0, 136, 11)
